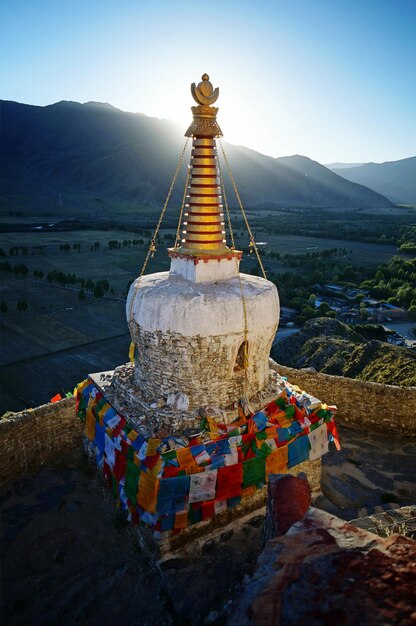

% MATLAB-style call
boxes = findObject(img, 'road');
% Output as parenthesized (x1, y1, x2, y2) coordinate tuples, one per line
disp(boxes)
(273, 326, 301, 345)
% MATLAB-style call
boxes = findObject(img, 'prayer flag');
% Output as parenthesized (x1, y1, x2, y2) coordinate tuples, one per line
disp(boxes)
(266, 445, 288, 475)
(188, 470, 218, 503)
(308, 423, 329, 460)
(216, 464, 243, 500)
(243, 456, 266, 488)
(137, 471, 159, 513)
(85, 408, 96, 442)
(288, 436, 310, 468)
(124, 459, 140, 504)
(157, 476, 190, 515)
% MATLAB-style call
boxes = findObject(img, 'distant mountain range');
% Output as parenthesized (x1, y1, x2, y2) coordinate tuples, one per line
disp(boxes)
(328, 158, 416, 204)
(1, 100, 395, 215)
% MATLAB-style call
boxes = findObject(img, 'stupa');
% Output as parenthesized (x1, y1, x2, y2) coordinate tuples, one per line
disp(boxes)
(76, 74, 338, 555)
(126, 73, 280, 420)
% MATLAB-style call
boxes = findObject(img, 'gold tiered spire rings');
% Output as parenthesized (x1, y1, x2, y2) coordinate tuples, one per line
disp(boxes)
(178, 74, 229, 255)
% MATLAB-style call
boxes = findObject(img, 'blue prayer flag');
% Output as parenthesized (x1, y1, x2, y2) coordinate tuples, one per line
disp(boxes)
(288, 436, 310, 468)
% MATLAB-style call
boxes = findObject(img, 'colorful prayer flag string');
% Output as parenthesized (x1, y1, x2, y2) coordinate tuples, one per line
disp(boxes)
(75, 375, 339, 535)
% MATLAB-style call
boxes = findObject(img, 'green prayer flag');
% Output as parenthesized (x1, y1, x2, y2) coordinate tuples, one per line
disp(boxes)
(243, 456, 266, 488)
(257, 442, 272, 457)
(276, 397, 286, 409)
(162, 450, 177, 462)
(285, 405, 295, 419)
(125, 460, 140, 504)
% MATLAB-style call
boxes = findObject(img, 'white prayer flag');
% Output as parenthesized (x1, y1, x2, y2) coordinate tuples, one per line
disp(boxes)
(308, 423, 329, 460)
(188, 470, 218, 503)
(104, 433, 116, 468)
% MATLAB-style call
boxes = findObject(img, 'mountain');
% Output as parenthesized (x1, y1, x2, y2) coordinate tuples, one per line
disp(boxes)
(272, 318, 416, 386)
(0, 100, 393, 216)
(325, 162, 365, 169)
(329, 157, 416, 204)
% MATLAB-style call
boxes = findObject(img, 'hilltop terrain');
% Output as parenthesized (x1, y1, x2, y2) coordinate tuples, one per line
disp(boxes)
(330, 157, 416, 204)
(272, 318, 416, 386)
(1, 99, 393, 215)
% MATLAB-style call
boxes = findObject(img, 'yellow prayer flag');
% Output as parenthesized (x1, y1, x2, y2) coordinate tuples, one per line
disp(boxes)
(85, 408, 96, 442)
(207, 416, 220, 439)
(137, 471, 159, 513)
(128, 430, 139, 442)
(75, 378, 89, 395)
(176, 447, 199, 473)
(266, 446, 288, 476)
(146, 438, 161, 457)
(174, 510, 189, 530)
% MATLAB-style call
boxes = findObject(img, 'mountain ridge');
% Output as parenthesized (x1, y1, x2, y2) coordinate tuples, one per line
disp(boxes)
(329, 157, 416, 204)
(1, 99, 394, 215)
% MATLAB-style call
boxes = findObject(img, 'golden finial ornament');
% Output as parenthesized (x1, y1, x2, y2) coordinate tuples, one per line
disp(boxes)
(185, 73, 223, 139)
(191, 74, 219, 106)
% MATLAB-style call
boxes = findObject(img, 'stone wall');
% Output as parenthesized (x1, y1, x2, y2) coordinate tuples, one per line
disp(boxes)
(272, 361, 416, 436)
(0, 396, 81, 486)
(2, 360, 414, 487)
(132, 326, 276, 409)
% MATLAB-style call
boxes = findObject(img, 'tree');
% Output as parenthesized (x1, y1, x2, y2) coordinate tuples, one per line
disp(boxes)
(0, 301, 8, 314)
(78, 289, 86, 301)
(93, 284, 104, 298)
(16, 300, 28, 312)
(99, 279, 110, 293)
(318, 302, 331, 314)
(299, 306, 316, 321)
(311, 269, 323, 284)
(359, 302, 368, 321)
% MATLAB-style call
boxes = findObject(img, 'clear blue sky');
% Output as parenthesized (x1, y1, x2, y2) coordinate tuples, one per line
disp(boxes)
(1, 0, 415, 163)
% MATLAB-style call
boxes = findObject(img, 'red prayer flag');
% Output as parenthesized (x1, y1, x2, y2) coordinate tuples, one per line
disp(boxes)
(216, 464, 243, 500)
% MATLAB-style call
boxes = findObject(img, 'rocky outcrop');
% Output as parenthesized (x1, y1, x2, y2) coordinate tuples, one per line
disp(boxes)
(229, 477, 416, 626)
(272, 317, 416, 386)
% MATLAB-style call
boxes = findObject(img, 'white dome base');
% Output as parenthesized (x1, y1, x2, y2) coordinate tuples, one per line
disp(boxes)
(127, 271, 280, 409)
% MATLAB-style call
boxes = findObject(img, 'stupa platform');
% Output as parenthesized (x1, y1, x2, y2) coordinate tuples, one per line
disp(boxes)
(76, 361, 339, 557)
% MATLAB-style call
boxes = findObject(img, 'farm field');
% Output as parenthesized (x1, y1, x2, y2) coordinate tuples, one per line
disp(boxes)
(253, 233, 400, 266)
(0, 287, 130, 412)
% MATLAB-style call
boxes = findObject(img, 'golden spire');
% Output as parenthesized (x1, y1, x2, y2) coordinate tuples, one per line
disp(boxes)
(178, 74, 229, 255)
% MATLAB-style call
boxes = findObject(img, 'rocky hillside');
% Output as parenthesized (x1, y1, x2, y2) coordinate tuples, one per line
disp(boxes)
(272, 318, 416, 386)
(1, 100, 393, 215)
